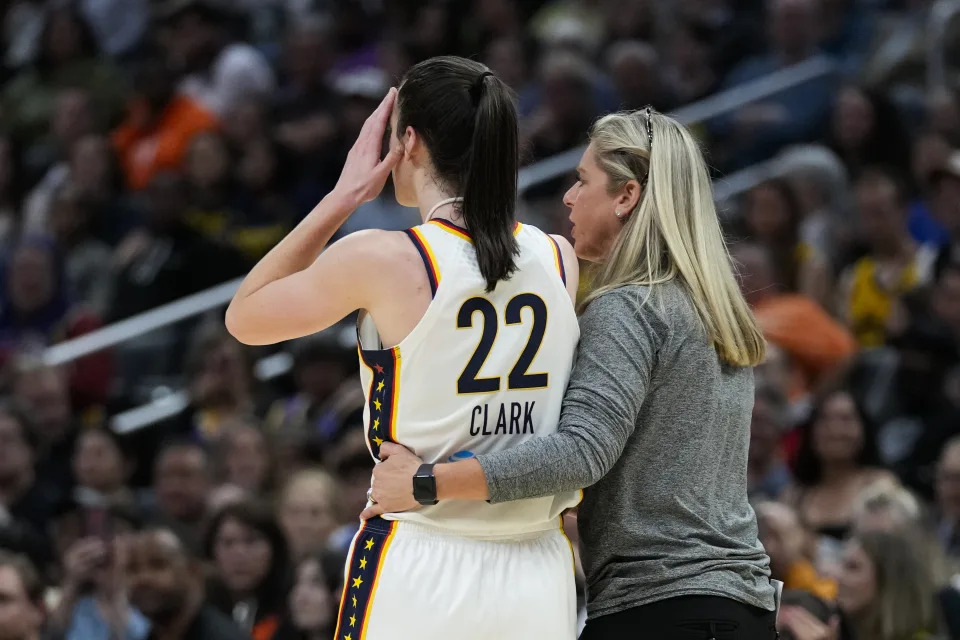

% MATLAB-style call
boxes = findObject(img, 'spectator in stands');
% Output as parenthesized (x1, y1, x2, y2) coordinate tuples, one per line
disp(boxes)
(742, 178, 831, 305)
(0, 401, 57, 572)
(230, 137, 294, 261)
(749, 383, 794, 501)
(113, 49, 218, 192)
(48, 182, 114, 318)
(182, 133, 242, 249)
(277, 471, 338, 561)
(818, 0, 875, 75)
(881, 317, 960, 490)
(0, 239, 115, 410)
(221, 98, 269, 157)
(21, 88, 96, 224)
(148, 441, 212, 554)
(11, 363, 78, 497)
(273, 15, 338, 161)
(827, 85, 911, 180)
(70, 428, 136, 509)
(598, 0, 659, 43)
(928, 89, 960, 148)
(661, 21, 719, 107)
(675, 0, 764, 80)
(483, 35, 534, 100)
(733, 243, 856, 409)
(785, 389, 897, 556)
(50, 531, 149, 640)
(461, 0, 527, 56)
(839, 169, 937, 347)
(171, 324, 263, 443)
(264, 335, 358, 447)
(907, 132, 953, 248)
(0, 238, 76, 348)
(273, 550, 339, 640)
(0, 5, 125, 147)
(604, 40, 670, 111)
(755, 501, 837, 602)
(935, 437, 960, 558)
(65, 133, 136, 245)
(216, 421, 274, 497)
(160, 0, 275, 119)
(523, 51, 604, 162)
(851, 478, 924, 534)
(835, 529, 941, 639)
(124, 528, 249, 640)
(273, 14, 341, 202)
(1, 242, 115, 409)
(771, 144, 851, 265)
(0, 551, 46, 640)
(713, 0, 834, 166)
(108, 169, 246, 318)
(53, 462, 141, 578)
(933, 260, 960, 343)
(204, 501, 290, 640)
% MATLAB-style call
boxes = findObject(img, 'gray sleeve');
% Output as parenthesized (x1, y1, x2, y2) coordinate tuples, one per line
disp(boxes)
(475, 287, 662, 503)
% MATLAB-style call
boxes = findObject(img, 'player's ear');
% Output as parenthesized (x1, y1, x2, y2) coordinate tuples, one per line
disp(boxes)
(403, 126, 420, 160)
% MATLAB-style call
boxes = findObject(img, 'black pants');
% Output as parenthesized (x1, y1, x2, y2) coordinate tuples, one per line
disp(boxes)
(579, 595, 778, 640)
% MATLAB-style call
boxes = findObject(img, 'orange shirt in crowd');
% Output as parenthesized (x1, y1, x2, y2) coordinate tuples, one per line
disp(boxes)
(753, 293, 858, 400)
(784, 559, 838, 602)
(113, 95, 219, 191)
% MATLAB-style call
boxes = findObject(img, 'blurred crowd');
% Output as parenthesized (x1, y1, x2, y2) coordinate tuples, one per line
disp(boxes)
(0, 0, 958, 639)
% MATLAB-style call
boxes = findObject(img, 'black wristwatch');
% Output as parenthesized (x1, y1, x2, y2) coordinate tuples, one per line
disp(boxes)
(413, 463, 439, 505)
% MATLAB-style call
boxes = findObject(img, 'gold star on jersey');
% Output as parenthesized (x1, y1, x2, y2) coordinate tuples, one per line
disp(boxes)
(358, 346, 401, 460)
(333, 520, 399, 640)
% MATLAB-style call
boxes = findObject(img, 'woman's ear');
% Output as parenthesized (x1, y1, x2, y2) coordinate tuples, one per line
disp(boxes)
(615, 179, 642, 216)
(403, 126, 418, 160)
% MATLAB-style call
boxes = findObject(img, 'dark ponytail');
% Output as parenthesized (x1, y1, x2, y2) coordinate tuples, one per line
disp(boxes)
(397, 56, 519, 291)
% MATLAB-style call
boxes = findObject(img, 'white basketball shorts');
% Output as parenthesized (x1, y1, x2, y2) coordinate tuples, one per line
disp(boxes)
(333, 516, 577, 640)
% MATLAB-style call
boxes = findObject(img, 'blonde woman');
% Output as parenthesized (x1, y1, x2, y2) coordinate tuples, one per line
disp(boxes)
(835, 530, 941, 640)
(366, 107, 779, 638)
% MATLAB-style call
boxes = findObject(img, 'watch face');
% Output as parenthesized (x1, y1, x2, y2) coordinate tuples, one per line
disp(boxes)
(413, 467, 437, 505)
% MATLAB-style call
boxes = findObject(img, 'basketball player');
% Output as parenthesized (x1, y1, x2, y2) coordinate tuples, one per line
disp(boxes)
(226, 57, 581, 639)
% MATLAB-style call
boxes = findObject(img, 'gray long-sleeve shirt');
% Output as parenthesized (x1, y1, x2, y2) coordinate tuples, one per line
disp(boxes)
(476, 281, 776, 618)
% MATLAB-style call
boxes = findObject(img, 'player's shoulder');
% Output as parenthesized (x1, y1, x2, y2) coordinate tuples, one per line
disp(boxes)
(335, 228, 416, 252)
(331, 228, 421, 270)
(547, 233, 576, 264)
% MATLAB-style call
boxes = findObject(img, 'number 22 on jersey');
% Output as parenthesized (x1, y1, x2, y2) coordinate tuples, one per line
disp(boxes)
(456, 293, 548, 394)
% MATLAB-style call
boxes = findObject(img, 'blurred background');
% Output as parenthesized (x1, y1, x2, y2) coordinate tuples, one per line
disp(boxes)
(0, 0, 958, 638)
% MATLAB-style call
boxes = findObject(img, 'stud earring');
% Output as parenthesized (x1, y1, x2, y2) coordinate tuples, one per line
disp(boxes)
(615, 209, 623, 218)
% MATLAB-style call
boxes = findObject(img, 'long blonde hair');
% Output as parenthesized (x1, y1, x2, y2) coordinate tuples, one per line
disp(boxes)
(851, 529, 940, 640)
(582, 110, 765, 367)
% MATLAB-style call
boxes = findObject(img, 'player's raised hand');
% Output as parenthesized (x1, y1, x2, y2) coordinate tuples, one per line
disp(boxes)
(333, 87, 403, 207)
(361, 442, 423, 520)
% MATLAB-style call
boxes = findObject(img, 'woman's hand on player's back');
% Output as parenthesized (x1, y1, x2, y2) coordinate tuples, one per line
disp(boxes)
(332, 87, 403, 208)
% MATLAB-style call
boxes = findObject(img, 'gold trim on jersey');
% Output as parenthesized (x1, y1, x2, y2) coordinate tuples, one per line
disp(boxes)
(429, 219, 523, 242)
(357, 346, 402, 458)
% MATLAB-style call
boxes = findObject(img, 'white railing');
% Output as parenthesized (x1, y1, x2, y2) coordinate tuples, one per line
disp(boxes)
(41, 56, 838, 433)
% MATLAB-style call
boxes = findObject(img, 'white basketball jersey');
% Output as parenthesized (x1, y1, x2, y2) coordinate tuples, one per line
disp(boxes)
(357, 219, 581, 536)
